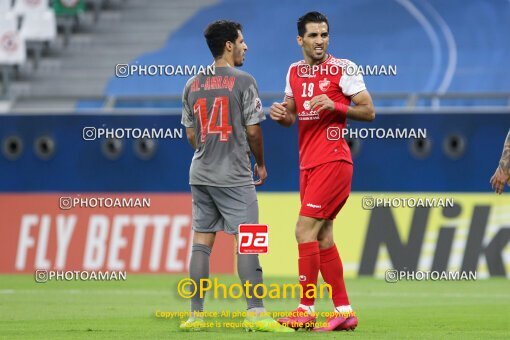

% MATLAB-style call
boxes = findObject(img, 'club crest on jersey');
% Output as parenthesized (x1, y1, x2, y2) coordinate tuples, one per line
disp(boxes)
(255, 98, 262, 112)
(319, 78, 330, 92)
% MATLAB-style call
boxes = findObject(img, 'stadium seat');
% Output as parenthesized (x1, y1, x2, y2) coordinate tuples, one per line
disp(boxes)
(18, 8, 56, 69)
(12, 0, 56, 43)
(85, 0, 103, 22)
(53, 0, 85, 16)
(0, 0, 12, 12)
(12, 0, 56, 44)
(0, 12, 26, 96)
(12, 0, 49, 15)
(53, 0, 85, 47)
(20, 10, 56, 42)
(0, 13, 26, 65)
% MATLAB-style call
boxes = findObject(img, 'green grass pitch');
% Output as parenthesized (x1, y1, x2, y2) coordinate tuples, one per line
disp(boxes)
(0, 275, 508, 339)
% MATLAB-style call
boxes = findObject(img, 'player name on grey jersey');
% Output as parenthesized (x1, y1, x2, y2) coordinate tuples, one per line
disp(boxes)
(181, 66, 265, 187)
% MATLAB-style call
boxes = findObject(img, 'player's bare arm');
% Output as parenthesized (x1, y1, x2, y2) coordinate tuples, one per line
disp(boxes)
(490, 129, 510, 194)
(269, 97, 297, 127)
(346, 90, 375, 121)
(185, 127, 197, 150)
(499, 130, 510, 173)
(246, 123, 267, 185)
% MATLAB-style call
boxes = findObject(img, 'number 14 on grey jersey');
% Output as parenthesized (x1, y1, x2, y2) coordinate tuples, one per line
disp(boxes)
(181, 66, 265, 187)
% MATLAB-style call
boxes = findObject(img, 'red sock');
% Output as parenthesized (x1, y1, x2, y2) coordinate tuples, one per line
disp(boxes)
(320, 244, 350, 306)
(298, 241, 320, 306)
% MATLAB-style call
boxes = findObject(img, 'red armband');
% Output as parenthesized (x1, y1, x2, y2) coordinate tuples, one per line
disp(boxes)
(334, 102, 349, 115)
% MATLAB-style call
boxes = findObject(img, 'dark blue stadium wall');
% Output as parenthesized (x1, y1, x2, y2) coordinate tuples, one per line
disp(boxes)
(1, 113, 509, 192)
(104, 0, 510, 96)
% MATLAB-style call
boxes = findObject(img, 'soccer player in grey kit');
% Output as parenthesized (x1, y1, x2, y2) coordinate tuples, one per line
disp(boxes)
(180, 20, 293, 333)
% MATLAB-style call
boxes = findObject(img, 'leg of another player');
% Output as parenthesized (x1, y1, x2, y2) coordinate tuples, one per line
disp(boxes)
(235, 234, 295, 333)
(180, 231, 216, 331)
(295, 215, 325, 312)
(189, 232, 216, 315)
(234, 234, 265, 312)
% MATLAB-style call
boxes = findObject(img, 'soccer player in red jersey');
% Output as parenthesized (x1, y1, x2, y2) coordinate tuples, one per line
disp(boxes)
(269, 12, 375, 332)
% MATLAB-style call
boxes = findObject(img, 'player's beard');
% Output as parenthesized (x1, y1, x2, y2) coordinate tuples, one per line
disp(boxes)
(314, 50, 326, 60)
(234, 47, 245, 66)
(310, 47, 326, 62)
(303, 42, 327, 63)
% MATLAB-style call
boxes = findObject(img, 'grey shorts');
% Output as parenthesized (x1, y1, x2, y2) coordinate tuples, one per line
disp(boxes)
(191, 185, 259, 234)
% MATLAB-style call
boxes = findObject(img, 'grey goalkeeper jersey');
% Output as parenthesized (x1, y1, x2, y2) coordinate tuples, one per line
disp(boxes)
(181, 66, 265, 187)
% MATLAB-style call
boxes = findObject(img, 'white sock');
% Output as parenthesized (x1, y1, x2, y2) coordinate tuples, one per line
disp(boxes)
(298, 304, 315, 314)
(334, 305, 352, 313)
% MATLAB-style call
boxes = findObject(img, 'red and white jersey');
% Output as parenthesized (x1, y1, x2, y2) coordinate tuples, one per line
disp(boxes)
(285, 54, 366, 169)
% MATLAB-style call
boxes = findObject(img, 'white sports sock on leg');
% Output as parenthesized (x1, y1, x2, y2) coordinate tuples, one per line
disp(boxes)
(298, 304, 315, 314)
(334, 305, 352, 313)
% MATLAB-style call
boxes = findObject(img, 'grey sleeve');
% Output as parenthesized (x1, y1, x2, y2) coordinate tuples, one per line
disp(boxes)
(181, 80, 194, 128)
(241, 76, 266, 126)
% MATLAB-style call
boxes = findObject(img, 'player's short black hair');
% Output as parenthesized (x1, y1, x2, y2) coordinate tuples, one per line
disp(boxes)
(297, 11, 329, 37)
(204, 20, 243, 59)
